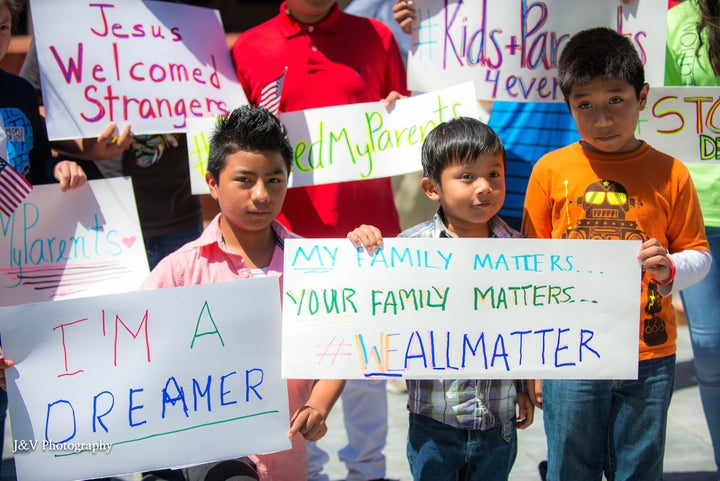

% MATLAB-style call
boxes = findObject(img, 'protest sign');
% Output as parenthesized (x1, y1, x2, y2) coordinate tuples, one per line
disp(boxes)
(638, 86, 720, 165)
(0, 277, 289, 481)
(31, 0, 248, 140)
(0, 177, 148, 307)
(282, 238, 641, 380)
(187, 82, 480, 194)
(407, 0, 666, 100)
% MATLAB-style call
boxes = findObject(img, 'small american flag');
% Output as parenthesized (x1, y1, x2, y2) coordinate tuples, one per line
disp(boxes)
(258, 66, 288, 116)
(0, 159, 32, 217)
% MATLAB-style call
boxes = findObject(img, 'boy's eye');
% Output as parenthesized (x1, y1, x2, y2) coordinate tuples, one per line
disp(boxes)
(459, 173, 474, 180)
(577, 102, 592, 110)
(609, 97, 623, 105)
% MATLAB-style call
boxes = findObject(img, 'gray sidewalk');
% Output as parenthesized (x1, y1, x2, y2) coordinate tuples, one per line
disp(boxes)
(0, 323, 715, 481)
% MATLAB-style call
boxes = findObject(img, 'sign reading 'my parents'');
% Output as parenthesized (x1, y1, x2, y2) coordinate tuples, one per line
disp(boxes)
(0, 278, 289, 481)
(186, 82, 479, 193)
(407, 0, 667, 100)
(282, 238, 641, 380)
(0, 178, 148, 307)
(31, 0, 247, 140)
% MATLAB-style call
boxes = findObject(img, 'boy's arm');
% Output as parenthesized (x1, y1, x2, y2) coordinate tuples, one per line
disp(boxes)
(287, 379, 345, 441)
(638, 240, 712, 297)
(657, 250, 712, 296)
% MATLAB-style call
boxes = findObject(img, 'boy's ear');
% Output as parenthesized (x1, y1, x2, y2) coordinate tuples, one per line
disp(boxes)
(639, 83, 650, 110)
(206, 172, 219, 200)
(421, 177, 441, 201)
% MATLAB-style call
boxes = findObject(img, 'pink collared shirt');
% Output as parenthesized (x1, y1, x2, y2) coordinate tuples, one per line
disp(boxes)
(141, 214, 312, 481)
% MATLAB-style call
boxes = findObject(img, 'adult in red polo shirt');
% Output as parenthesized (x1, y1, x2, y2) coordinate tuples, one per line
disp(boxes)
(232, 0, 410, 238)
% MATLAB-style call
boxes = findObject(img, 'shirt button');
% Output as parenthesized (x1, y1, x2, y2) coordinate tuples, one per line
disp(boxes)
(311, 45, 318, 51)
(308, 26, 314, 32)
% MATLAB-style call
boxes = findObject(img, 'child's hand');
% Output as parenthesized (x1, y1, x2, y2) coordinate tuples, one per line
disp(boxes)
(90, 122, 132, 160)
(393, 0, 416, 34)
(287, 405, 328, 442)
(382, 90, 408, 110)
(638, 238, 674, 285)
(347, 224, 384, 256)
(516, 392, 535, 430)
(53, 160, 88, 191)
(529, 379, 543, 409)
(0, 357, 15, 391)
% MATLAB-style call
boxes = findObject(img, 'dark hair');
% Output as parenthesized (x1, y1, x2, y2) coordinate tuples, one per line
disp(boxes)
(421, 117, 505, 183)
(1, 0, 23, 23)
(207, 105, 293, 182)
(696, 0, 720, 75)
(558, 27, 645, 100)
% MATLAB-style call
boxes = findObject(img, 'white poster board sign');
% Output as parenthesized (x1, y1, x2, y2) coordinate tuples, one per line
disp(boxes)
(0, 177, 148, 307)
(187, 82, 481, 194)
(638, 86, 720, 165)
(282, 238, 641, 380)
(31, 0, 248, 140)
(407, 0, 666, 100)
(0, 278, 289, 481)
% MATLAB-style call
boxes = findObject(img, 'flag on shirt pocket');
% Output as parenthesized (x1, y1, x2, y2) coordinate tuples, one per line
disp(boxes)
(259, 66, 288, 116)
(0, 159, 33, 217)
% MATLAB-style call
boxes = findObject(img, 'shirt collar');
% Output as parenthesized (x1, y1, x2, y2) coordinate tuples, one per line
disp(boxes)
(193, 213, 296, 251)
(278, 1, 342, 38)
(431, 207, 520, 239)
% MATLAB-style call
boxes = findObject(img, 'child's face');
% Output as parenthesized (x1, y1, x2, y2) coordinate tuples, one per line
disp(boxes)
(206, 150, 288, 234)
(566, 77, 649, 154)
(0, 4, 11, 63)
(423, 154, 505, 237)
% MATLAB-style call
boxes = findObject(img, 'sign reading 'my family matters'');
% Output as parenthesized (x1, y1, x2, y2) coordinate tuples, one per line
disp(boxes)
(186, 82, 480, 194)
(31, 0, 247, 140)
(407, 0, 666, 100)
(638, 86, 720, 165)
(282, 238, 641, 380)
(0, 278, 289, 481)
(0, 178, 148, 307)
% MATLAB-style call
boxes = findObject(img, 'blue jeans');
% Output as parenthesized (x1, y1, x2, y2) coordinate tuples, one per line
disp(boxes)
(680, 225, 720, 478)
(407, 412, 517, 481)
(144, 225, 203, 270)
(543, 355, 676, 481)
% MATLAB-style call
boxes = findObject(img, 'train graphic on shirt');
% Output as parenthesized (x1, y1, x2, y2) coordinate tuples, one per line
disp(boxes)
(563, 179, 667, 346)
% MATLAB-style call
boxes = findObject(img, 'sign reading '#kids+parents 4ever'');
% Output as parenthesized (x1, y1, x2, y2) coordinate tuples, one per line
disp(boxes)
(0, 178, 149, 307)
(406, 0, 667, 100)
(31, 0, 248, 140)
(186, 82, 480, 193)
(282, 238, 642, 380)
(0, 277, 289, 481)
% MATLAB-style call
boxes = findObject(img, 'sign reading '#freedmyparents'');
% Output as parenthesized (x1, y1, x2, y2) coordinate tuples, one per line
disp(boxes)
(282, 238, 642, 380)
(407, 0, 666, 100)
(186, 82, 480, 194)
(31, 0, 247, 140)
(0, 278, 289, 481)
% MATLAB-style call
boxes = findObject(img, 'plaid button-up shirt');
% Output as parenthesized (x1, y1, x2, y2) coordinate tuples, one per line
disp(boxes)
(402, 208, 527, 430)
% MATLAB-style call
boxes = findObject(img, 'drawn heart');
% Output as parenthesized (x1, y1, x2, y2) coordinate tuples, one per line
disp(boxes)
(122, 236, 136, 248)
